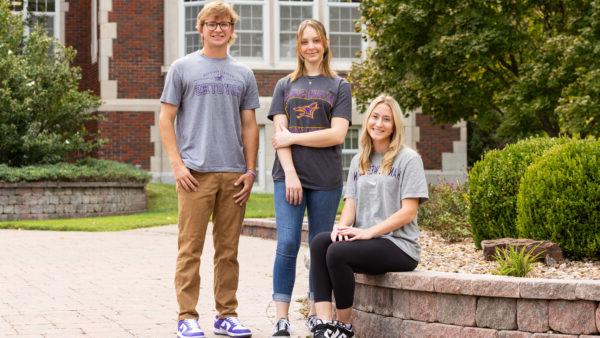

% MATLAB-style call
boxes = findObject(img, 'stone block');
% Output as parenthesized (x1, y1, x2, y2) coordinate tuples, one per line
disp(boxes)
(392, 289, 411, 319)
(531, 334, 577, 338)
(399, 320, 426, 338)
(476, 297, 517, 330)
(517, 299, 548, 332)
(437, 294, 476, 326)
(408, 291, 437, 322)
(353, 284, 373, 313)
(397, 270, 442, 292)
(425, 323, 462, 337)
(3, 205, 14, 214)
(434, 274, 476, 295)
(462, 326, 498, 338)
(498, 331, 532, 338)
(372, 286, 394, 317)
(597, 306, 600, 336)
(548, 300, 597, 335)
(371, 314, 403, 338)
(470, 276, 521, 298)
(575, 281, 600, 301)
(520, 279, 577, 300)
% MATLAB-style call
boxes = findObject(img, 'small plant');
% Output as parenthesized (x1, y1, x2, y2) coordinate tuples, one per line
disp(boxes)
(419, 182, 470, 242)
(492, 245, 543, 277)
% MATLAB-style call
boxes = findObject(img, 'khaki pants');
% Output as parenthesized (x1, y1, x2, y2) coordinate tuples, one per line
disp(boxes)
(175, 172, 246, 320)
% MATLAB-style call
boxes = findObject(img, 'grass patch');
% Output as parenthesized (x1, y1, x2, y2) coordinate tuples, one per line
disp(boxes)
(0, 183, 277, 232)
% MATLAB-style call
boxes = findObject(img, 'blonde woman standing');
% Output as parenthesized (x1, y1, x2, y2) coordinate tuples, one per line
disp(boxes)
(309, 95, 429, 338)
(268, 19, 352, 337)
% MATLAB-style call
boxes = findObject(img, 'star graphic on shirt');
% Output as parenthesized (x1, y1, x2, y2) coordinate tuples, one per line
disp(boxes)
(293, 102, 319, 119)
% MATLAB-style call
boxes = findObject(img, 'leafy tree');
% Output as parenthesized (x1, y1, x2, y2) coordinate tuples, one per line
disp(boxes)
(0, 2, 101, 166)
(349, 0, 600, 161)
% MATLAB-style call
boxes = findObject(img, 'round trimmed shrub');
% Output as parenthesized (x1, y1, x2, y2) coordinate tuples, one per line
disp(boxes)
(468, 137, 569, 248)
(516, 139, 600, 258)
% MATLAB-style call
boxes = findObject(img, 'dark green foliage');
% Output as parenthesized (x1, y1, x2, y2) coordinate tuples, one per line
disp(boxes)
(516, 139, 600, 258)
(0, 158, 151, 183)
(0, 2, 101, 166)
(469, 137, 569, 248)
(419, 182, 470, 242)
(350, 1, 600, 163)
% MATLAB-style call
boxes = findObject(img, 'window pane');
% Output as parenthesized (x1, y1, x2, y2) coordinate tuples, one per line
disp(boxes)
(342, 128, 360, 183)
(11, 0, 24, 11)
(329, 5, 361, 59)
(279, 4, 313, 58)
(231, 4, 263, 58)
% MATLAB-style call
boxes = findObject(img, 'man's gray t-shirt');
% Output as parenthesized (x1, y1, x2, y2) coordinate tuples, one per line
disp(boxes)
(160, 52, 260, 173)
(345, 148, 429, 261)
(268, 75, 352, 189)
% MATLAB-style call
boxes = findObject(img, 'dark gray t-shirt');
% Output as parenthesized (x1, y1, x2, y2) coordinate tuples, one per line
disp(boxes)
(268, 75, 352, 190)
(160, 52, 260, 173)
(345, 148, 429, 261)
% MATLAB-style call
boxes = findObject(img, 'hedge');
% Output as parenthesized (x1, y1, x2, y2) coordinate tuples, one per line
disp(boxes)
(0, 158, 151, 183)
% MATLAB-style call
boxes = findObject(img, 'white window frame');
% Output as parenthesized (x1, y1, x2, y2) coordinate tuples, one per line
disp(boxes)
(175, 0, 365, 72)
(275, 0, 315, 69)
(91, 0, 98, 63)
(179, 0, 268, 67)
(10, 0, 64, 43)
(323, 0, 364, 69)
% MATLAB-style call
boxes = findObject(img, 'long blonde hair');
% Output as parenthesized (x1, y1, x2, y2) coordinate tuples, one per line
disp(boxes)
(290, 19, 336, 81)
(358, 94, 405, 175)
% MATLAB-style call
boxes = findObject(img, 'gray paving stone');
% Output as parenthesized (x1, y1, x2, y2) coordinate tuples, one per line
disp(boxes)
(0, 224, 311, 337)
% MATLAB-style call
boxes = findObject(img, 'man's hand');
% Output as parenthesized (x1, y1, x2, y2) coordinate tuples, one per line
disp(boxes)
(173, 163, 199, 192)
(233, 172, 255, 206)
(284, 172, 302, 206)
(272, 123, 294, 149)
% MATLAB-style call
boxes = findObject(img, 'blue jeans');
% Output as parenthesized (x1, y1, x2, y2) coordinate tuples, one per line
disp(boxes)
(272, 181, 342, 303)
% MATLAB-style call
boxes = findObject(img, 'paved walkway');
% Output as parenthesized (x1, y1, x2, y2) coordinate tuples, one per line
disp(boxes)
(0, 225, 312, 338)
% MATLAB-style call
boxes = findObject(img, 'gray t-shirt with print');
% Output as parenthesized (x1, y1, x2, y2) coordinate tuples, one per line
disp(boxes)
(160, 52, 260, 173)
(268, 75, 352, 190)
(344, 148, 429, 261)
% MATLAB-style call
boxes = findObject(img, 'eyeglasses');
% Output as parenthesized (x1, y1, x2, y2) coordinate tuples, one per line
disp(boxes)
(204, 21, 233, 31)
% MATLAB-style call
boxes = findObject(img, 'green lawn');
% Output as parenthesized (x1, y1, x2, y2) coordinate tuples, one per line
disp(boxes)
(0, 183, 276, 232)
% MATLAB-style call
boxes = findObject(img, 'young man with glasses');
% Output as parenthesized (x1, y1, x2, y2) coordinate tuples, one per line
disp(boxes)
(159, 1, 259, 337)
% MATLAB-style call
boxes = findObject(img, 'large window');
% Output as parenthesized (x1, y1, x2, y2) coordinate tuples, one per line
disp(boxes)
(278, 0, 313, 59)
(328, 0, 362, 59)
(10, 0, 58, 38)
(178, 0, 364, 68)
(183, 0, 265, 58)
(342, 127, 360, 183)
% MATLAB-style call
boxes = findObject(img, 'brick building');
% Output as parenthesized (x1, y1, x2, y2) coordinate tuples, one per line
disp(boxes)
(11, 0, 466, 192)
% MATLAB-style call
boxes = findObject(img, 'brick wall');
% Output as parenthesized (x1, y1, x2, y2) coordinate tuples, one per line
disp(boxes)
(416, 114, 460, 170)
(109, 1, 164, 99)
(97, 112, 154, 169)
(255, 71, 289, 96)
(65, 0, 100, 95)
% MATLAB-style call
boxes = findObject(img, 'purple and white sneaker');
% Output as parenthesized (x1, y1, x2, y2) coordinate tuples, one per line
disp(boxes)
(177, 318, 205, 338)
(213, 315, 252, 337)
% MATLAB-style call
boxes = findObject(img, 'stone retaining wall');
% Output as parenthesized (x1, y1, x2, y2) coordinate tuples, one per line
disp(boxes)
(354, 271, 600, 337)
(0, 181, 147, 220)
(243, 219, 600, 337)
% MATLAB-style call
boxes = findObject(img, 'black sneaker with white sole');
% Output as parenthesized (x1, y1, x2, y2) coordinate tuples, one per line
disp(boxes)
(272, 318, 290, 337)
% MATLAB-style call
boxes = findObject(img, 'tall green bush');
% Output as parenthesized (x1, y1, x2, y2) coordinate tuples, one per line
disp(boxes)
(0, 2, 101, 166)
(468, 137, 569, 248)
(516, 139, 600, 258)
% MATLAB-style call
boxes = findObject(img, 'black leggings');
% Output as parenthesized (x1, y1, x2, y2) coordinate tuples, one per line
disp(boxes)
(310, 231, 418, 309)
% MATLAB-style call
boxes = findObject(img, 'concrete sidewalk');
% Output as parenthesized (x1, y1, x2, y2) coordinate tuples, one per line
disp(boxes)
(0, 225, 312, 338)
